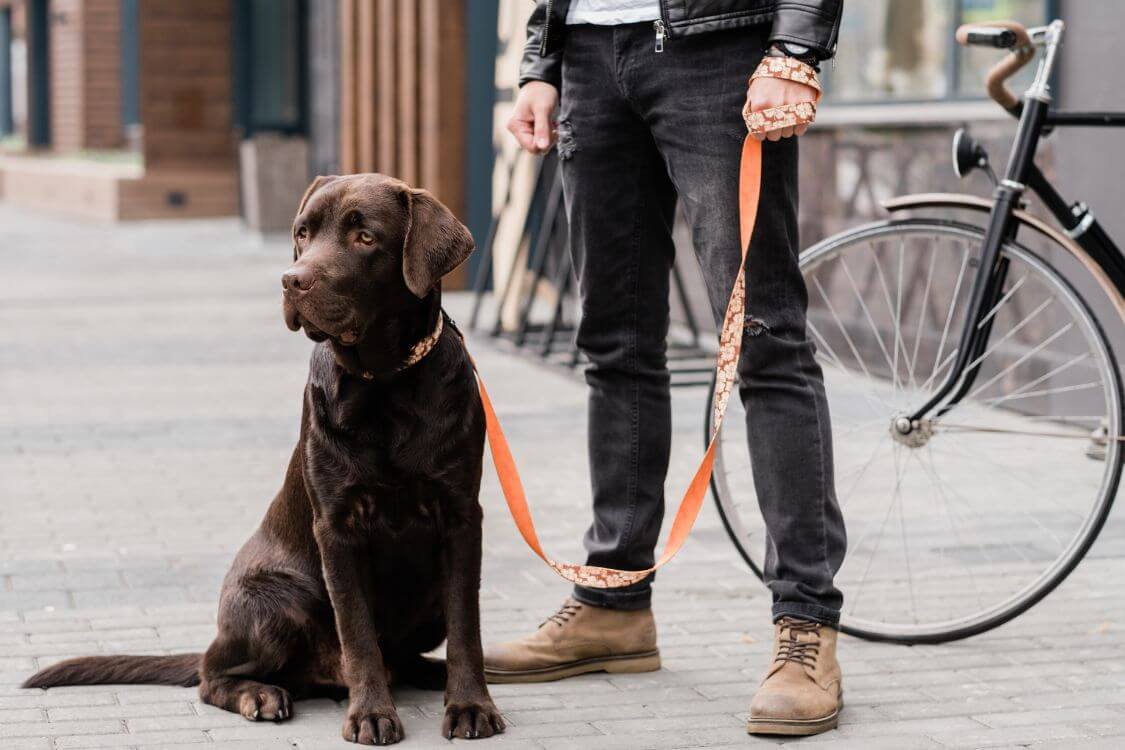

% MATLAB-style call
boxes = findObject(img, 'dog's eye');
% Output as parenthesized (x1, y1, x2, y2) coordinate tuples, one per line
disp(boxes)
(295, 226, 308, 241)
(357, 231, 375, 246)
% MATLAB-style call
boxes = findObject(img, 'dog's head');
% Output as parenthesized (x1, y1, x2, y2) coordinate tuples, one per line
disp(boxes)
(282, 173, 474, 345)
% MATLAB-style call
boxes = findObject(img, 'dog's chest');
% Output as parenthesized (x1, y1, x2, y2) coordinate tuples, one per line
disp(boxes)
(305, 427, 448, 536)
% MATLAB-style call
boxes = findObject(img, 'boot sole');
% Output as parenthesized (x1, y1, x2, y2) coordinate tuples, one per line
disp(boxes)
(746, 698, 843, 736)
(484, 650, 661, 684)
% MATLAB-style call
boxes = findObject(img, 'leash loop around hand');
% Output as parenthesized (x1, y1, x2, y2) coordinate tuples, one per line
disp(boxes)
(743, 57, 822, 138)
(471, 58, 817, 588)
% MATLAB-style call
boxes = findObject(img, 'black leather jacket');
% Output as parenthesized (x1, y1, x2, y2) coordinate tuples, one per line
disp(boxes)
(520, 0, 843, 88)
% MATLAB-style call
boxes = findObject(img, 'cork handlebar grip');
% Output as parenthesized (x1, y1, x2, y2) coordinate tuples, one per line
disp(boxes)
(955, 21, 1035, 111)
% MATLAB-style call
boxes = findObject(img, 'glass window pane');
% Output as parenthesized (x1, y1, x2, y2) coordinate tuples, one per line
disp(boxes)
(826, 0, 953, 102)
(249, 0, 301, 130)
(955, 0, 1049, 98)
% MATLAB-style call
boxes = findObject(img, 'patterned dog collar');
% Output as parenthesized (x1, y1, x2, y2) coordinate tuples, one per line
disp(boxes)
(360, 313, 444, 380)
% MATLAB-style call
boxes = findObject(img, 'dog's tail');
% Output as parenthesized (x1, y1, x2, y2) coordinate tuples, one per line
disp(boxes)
(23, 654, 201, 689)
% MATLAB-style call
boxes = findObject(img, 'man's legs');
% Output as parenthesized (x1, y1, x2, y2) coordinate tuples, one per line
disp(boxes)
(482, 24, 674, 682)
(628, 23, 846, 625)
(622, 22, 846, 734)
(559, 26, 679, 611)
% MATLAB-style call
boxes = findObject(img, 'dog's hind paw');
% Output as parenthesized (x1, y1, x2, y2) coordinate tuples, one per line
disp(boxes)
(238, 685, 293, 722)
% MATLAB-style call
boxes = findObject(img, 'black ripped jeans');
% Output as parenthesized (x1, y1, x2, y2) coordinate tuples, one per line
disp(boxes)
(560, 21, 847, 625)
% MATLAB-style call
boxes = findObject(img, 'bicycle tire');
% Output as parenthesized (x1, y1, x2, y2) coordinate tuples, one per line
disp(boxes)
(708, 218, 1124, 644)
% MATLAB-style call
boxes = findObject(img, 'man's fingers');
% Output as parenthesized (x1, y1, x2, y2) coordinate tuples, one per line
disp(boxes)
(532, 104, 555, 153)
(508, 116, 538, 153)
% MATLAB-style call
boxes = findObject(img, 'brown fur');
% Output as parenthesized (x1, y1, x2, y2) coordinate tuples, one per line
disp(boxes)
(23, 174, 502, 745)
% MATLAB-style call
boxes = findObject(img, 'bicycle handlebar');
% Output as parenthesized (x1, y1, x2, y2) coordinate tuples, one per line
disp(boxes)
(955, 20, 1035, 111)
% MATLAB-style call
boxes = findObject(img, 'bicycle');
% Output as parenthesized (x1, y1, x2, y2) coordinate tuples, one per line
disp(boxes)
(708, 19, 1125, 644)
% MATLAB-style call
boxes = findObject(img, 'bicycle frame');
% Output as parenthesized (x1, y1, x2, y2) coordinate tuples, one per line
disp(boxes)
(907, 20, 1125, 424)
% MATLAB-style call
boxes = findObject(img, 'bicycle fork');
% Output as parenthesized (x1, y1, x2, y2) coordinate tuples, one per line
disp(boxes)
(903, 92, 1053, 430)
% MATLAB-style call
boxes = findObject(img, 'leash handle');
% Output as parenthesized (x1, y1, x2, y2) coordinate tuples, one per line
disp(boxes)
(475, 60, 820, 589)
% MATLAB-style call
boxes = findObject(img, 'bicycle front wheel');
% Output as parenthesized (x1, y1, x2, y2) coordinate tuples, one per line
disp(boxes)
(710, 219, 1124, 643)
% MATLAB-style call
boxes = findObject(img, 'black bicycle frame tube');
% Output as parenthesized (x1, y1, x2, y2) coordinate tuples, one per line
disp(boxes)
(1045, 111, 1125, 128)
(908, 94, 1052, 423)
(1026, 165, 1125, 292)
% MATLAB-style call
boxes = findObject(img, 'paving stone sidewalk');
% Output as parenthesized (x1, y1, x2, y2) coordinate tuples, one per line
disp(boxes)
(2, 205, 1125, 749)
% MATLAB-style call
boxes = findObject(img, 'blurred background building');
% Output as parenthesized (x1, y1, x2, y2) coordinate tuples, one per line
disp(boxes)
(0, 0, 1120, 303)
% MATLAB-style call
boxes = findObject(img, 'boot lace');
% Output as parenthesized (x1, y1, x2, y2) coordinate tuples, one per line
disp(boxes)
(542, 600, 582, 628)
(774, 617, 821, 668)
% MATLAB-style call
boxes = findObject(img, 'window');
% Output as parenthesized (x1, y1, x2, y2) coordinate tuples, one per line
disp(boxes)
(233, 0, 307, 136)
(825, 0, 1050, 102)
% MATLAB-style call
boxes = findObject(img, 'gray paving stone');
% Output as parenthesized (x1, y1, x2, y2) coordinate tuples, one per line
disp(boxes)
(0, 720, 122, 739)
(146, 742, 296, 750)
(1031, 738, 1125, 750)
(53, 730, 208, 748)
(0, 738, 52, 750)
(971, 704, 1124, 728)
(48, 703, 194, 722)
(928, 723, 1091, 748)
(0, 709, 43, 724)
(0, 694, 115, 711)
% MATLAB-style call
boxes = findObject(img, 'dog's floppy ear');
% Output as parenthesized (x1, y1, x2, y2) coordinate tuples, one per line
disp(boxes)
(293, 175, 338, 260)
(297, 175, 337, 214)
(401, 188, 474, 298)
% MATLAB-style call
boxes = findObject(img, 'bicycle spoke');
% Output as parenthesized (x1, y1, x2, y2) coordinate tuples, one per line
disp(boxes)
(962, 296, 1057, 375)
(714, 223, 1122, 639)
(964, 323, 1077, 402)
(848, 443, 910, 615)
(896, 444, 918, 623)
(916, 446, 988, 613)
(975, 352, 1095, 409)
(927, 440, 1069, 551)
(894, 237, 919, 391)
(839, 255, 899, 392)
(976, 272, 1029, 330)
(930, 242, 971, 390)
(867, 246, 905, 395)
(908, 241, 938, 390)
(982, 381, 1103, 407)
(920, 346, 960, 394)
(808, 319, 896, 415)
(838, 434, 891, 508)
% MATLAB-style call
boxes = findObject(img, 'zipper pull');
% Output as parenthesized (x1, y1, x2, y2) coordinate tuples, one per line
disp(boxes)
(654, 20, 666, 53)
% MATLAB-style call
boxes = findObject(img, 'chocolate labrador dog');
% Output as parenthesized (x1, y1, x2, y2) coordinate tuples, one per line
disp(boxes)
(24, 174, 503, 745)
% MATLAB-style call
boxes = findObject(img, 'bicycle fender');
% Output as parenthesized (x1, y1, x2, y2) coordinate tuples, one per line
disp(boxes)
(880, 192, 1125, 321)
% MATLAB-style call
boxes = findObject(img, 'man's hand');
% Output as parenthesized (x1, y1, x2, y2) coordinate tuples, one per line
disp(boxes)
(745, 77, 817, 142)
(507, 81, 560, 154)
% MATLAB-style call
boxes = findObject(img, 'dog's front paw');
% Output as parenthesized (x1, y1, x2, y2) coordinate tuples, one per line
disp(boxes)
(343, 703, 403, 745)
(442, 696, 505, 739)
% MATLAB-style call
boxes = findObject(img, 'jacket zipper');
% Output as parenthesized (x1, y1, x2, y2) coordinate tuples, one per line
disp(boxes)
(653, 19, 667, 52)
(540, 0, 554, 55)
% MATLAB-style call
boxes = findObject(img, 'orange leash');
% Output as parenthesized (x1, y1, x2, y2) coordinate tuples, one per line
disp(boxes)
(474, 58, 821, 589)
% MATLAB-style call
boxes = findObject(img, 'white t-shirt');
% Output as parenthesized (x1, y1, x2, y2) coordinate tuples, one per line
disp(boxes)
(566, 0, 661, 25)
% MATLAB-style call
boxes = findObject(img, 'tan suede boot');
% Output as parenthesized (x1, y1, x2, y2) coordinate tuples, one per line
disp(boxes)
(483, 598, 661, 683)
(747, 617, 843, 736)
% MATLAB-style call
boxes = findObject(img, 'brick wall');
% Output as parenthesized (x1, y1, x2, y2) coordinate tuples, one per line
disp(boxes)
(47, 0, 121, 152)
(48, 0, 82, 151)
(137, 0, 234, 171)
(83, 0, 121, 149)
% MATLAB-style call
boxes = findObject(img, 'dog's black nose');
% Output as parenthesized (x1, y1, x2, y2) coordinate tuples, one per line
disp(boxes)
(282, 267, 316, 292)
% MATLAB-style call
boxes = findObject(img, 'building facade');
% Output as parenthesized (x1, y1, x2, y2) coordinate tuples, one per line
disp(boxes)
(0, 0, 498, 263)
